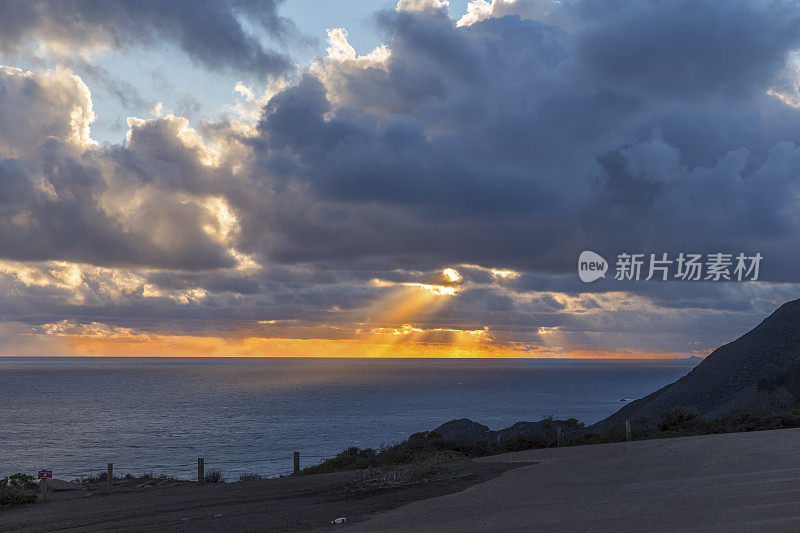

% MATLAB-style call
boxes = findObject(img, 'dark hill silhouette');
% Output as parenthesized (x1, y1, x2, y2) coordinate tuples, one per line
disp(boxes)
(591, 298, 800, 431)
(433, 417, 584, 442)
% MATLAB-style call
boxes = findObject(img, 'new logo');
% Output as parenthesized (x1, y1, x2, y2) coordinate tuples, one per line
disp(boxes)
(578, 251, 608, 282)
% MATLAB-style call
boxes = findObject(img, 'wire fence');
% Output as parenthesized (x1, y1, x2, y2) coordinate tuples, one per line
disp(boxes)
(58, 451, 338, 482)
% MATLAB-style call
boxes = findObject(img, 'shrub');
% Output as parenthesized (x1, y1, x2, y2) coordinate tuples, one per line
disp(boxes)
(204, 469, 225, 483)
(74, 471, 178, 485)
(0, 473, 38, 505)
(300, 432, 463, 475)
(301, 447, 379, 475)
(659, 407, 701, 433)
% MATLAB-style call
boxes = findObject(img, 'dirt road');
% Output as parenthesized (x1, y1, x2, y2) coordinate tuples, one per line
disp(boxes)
(0, 460, 519, 532)
(356, 428, 800, 532)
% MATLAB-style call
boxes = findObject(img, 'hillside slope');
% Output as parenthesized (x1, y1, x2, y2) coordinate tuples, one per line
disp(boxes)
(592, 298, 800, 431)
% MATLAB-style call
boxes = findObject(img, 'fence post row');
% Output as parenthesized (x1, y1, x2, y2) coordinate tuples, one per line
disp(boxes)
(93, 452, 312, 487)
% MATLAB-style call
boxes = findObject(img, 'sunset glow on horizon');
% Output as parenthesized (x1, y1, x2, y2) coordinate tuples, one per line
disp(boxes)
(7, 264, 694, 359)
(29, 328, 689, 359)
(1, 261, 694, 359)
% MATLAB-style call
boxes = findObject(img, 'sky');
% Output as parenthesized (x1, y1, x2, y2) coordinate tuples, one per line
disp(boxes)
(1, 0, 800, 358)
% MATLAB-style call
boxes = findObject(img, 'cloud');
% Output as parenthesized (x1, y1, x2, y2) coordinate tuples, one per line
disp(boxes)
(0, 66, 242, 270)
(396, 0, 450, 13)
(3, 0, 800, 357)
(247, 0, 800, 283)
(0, 66, 96, 157)
(572, 0, 800, 98)
(457, 0, 563, 27)
(0, 0, 295, 75)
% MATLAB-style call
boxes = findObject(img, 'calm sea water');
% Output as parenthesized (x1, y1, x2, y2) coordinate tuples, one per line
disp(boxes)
(0, 357, 697, 480)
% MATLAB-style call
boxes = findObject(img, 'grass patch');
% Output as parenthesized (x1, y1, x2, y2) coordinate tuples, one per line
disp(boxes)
(238, 473, 267, 482)
(73, 472, 180, 485)
(346, 455, 469, 494)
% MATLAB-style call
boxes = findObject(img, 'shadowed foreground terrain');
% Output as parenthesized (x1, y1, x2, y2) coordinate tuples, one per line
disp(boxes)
(355, 427, 800, 532)
(7, 429, 800, 531)
(0, 460, 522, 532)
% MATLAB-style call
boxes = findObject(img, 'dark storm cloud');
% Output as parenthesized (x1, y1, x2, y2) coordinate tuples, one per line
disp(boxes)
(0, 0, 294, 75)
(572, 0, 800, 98)
(246, 0, 800, 283)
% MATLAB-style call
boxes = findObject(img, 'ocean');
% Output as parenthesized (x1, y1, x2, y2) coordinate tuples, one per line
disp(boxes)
(0, 357, 698, 480)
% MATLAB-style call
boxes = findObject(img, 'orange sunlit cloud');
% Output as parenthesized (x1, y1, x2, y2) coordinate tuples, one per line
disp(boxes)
(366, 268, 462, 325)
(20, 266, 696, 359)
(50, 331, 687, 359)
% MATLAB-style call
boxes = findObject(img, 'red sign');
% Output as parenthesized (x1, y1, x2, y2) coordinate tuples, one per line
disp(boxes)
(37, 470, 52, 479)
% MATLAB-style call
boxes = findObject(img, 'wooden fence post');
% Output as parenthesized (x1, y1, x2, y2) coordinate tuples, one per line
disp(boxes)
(106, 463, 113, 494)
(293, 452, 300, 475)
(198, 458, 204, 485)
(625, 419, 632, 441)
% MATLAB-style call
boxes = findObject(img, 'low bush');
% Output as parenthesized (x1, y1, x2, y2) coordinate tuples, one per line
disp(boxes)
(659, 407, 702, 433)
(204, 469, 225, 483)
(74, 471, 178, 485)
(0, 473, 38, 505)
(300, 432, 461, 475)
